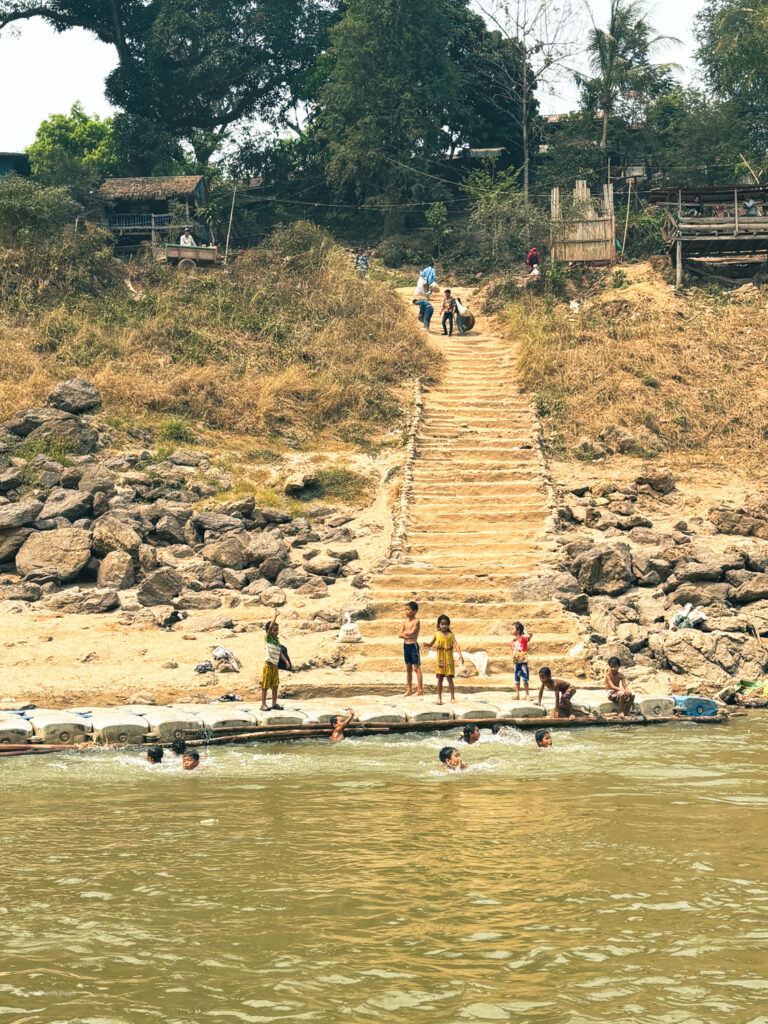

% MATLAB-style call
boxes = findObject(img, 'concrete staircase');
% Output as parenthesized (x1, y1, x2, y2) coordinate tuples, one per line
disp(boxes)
(350, 288, 583, 689)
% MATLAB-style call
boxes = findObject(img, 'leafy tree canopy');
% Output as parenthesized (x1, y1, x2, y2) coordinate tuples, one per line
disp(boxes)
(26, 102, 125, 199)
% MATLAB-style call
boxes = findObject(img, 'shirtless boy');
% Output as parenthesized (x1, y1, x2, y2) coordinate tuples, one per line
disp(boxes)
(604, 656, 635, 718)
(399, 600, 423, 696)
(536, 666, 590, 720)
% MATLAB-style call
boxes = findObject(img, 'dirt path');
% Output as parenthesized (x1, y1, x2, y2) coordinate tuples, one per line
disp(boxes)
(351, 288, 582, 688)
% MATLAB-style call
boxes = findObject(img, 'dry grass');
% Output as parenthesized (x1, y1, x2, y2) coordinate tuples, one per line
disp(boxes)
(505, 261, 768, 470)
(0, 222, 439, 443)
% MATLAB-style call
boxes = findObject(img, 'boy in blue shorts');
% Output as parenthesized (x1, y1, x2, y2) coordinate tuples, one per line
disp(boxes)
(398, 600, 423, 696)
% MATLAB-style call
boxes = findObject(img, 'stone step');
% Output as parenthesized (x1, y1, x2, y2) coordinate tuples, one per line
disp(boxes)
(353, 633, 575, 655)
(352, 654, 582, 676)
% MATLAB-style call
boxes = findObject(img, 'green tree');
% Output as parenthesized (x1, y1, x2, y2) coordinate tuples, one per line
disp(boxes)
(580, 0, 680, 150)
(696, 1, 768, 152)
(0, 0, 340, 168)
(26, 103, 125, 199)
(312, 0, 468, 232)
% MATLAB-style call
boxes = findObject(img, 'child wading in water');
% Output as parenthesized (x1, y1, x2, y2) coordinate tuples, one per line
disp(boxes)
(260, 610, 284, 711)
(424, 614, 464, 704)
(399, 600, 423, 696)
(510, 621, 532, 700)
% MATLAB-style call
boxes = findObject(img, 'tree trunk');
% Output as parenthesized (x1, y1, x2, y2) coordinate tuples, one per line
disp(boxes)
(522, 61, 529, 198)
(600, 107, 609, 150)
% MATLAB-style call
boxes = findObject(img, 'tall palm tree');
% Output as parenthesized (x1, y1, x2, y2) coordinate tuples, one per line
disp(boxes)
(583, 0, 681, 149)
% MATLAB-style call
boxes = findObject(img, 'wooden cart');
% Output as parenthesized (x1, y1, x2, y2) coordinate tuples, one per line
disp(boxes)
(164, 243, 219, 270)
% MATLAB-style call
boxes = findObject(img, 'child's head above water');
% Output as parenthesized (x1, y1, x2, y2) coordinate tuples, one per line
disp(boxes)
(437, 614, 451, 632)
(146, 745, 163, 764)
(462, 724, 480, 744)
(535, 729, 552, 748)
(182, 751, 200, 770)
(439, 746, 462, 768)
(170, 738, 187, 756)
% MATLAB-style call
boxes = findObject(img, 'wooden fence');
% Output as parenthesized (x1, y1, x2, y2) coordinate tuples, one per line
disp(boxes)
(550, 180, 616, 264)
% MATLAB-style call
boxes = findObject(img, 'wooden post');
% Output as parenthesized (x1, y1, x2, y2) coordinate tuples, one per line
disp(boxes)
(151, 213, 156, 244)
(676, 237, 682, 288)
(734, 188, 739, 235)
(224, 184, 237, 264)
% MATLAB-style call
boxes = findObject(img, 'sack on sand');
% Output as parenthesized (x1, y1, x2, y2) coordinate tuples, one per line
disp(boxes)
(337, 612, 362, 643)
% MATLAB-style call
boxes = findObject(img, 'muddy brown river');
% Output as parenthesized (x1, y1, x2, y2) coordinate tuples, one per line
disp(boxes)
(2, 716, 766, 1024)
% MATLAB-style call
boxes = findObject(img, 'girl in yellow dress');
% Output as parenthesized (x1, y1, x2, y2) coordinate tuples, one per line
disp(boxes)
(424, 614, 464, 704)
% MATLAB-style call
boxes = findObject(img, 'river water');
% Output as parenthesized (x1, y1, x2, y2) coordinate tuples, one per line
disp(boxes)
(2, 717, 766, 1024)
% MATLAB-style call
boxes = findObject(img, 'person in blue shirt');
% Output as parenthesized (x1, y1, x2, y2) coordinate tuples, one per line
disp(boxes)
(412, 297, 433, 331)
(416, 262, 437, 297)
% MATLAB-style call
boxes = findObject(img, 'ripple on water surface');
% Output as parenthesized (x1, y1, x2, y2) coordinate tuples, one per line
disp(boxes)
(2, 717, 766, 1023)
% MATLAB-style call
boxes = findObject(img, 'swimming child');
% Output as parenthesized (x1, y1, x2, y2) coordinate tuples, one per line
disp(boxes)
(510, 621, 533, 700)
(260, 609, 284, 712)
(146, 745, 163, 764)
(330, 708, 356, 743)
(439, 746, 467, 771)
(170, 738, 187, 756)
(536, 666, 589, 719)
(424, 614, 464, 704)
(604, 656, 635, 718)
(535, 729, 552, 748)
(461, 723, 480, 744)
(399, 600, 423, 696)
(182, 751, 200, 770)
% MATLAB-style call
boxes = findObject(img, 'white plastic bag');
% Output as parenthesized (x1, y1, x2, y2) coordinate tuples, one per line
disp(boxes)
(337, 612, 362, 643)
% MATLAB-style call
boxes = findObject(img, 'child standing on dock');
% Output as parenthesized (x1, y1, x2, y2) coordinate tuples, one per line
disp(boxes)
(399, 601, 423, 697)
(424, 614, 464, 704)
(604, 656, 635, 718)
(260, 610, 284, 712)
(536, 666, 589, 720)
(510, 621, 533, 700)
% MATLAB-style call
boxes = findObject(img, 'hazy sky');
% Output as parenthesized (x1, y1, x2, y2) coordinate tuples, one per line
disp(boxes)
(0, 0, 705, 152)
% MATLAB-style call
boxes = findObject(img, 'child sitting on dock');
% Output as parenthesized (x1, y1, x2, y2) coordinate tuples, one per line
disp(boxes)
(535, 729, 552, 748)
(330, 708, 356, 743)
(439, 746, 467, 771)
(146, 745, 164, 764)
(260, 610, 284, 712)
(604, 656, 635, 718)
(399, 601, 423, 697)
(536, 666, 589, 720)
(424, 614, 464, 704)
(510, 621, 533, 700)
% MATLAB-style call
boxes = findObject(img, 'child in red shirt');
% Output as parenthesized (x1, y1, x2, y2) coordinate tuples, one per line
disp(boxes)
(510, 620, 533, 699)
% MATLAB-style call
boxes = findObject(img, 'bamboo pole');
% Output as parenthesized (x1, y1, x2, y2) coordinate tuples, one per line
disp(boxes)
(621, 180, 632, 258)
(224, 185, 237, 264)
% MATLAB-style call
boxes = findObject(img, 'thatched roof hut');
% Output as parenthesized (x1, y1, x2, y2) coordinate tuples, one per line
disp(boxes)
(98, 176, 206, 203)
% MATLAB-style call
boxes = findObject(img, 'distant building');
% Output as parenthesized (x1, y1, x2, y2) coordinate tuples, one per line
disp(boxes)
(0, 152, 31, 177)
(97, 175, 207, 239)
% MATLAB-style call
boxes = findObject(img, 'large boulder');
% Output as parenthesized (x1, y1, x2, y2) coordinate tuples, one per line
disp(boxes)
(6, 406, 73, 437)
(92, 514, 142, 558)
(202, 533, 248, 570)
(77, 465, 116, 496)
(632, 549, 673, 587)
(0, 527, 33, 563)
(137, 567, 184, 606)
(246, 533, 290, 569)
(304, 553, 342, 577)
(649, 629, 767, 688)
(283, 462, 318, 495)
(600, 424, 663, 455)
(97, 550, 135, 590)
(275, 567, 312, 590)
(39, 487, 92, 522)
(708, 506, 768, 539)
(192, 511, 245, 533)
(154, 515, 186, 545)
(16, 527, 92, 582)
(733, 572, 768, 605)
(45, 588, 119, 614)
(0, 497, 44, 529)
(668, 582, 733, 607)
(47, 378, 101, 414)
(26, 416, 98, 454)
(0, 467, 24, 493)
(571, 542, 634, 596)
(635, 465, 676, 494)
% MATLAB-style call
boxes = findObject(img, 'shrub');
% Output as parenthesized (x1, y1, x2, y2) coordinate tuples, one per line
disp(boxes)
(377, 234, 425, 267)
(0, 174, 81, 246)
(157, 416, 193, 442)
